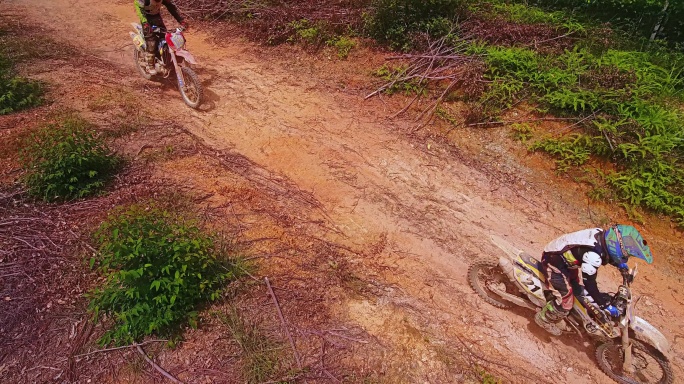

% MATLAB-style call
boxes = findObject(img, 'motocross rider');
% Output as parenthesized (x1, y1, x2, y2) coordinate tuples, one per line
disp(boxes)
(535, 225, 653, 336)
(134, 0, 188, 75)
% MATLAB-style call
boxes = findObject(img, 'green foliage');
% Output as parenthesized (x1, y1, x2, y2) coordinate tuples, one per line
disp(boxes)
(480, 44, 684, 223)
(530, 135, 594, 172)
(289, 19, 322, 45)
(476, 365, 502, 384)
(0, 75, 43, 114)
(516, 0, 684, 45)
(89, 205, 237, 346)
(365, 0, 464, 50)
(511, 123, 533, 143)
(326, 35, 356, 59)
(489, 2, 585, 33)
(19, 116, 120, 201)
(0, 25, 44, 114)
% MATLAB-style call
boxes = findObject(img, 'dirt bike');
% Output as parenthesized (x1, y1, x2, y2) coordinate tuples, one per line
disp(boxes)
(130, 23, 203, 109)
(468, 236, 673, 384)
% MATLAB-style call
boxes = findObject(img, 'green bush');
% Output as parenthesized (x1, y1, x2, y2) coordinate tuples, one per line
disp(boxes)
(89, 204, 237, 346)
(474, 41, 684, 223)
(514, 0, 684, 45)
(0, 75, 43, 115)
(19, 116, 120, 201)
(0, 47, 43, 115)
(288, 19, 322, 45)
(327, 35, 357, 59)
(365, 0, 464, 50)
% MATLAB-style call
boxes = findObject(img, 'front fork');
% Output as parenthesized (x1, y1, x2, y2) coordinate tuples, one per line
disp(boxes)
(170, 51, 186, 89)
(621, 321, 634, 374)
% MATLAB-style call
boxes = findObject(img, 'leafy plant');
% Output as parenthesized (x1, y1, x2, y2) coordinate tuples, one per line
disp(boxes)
(511, 123, 533, 143)
(289, 19, 322, 45)
(0, 75, 43, 114)
(89, 204, 239, 346)
(530, 135, 594, 173)
(19, 116, 120, 201)
(326, 35, 356, 59)
(0, 28, 44, 114)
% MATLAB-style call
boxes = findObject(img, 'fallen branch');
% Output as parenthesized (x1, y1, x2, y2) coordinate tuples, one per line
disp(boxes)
(265, 277, 303, 370)
(73, 339, 168, 359)
(466, 116, 579, 128)
(135, 343, 184, 384)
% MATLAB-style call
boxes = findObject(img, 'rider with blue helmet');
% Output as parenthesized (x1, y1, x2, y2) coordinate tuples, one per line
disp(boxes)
(535, 225, 653, 336)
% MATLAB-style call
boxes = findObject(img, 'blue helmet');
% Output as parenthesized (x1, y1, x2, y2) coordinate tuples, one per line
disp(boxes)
(604, 225, 653, 266)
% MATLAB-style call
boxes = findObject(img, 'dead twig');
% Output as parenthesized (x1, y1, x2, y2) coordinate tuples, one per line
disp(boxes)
(135, 343, 184, 384)
(73, 339, 168, 359)
(264, 277, 303, 370)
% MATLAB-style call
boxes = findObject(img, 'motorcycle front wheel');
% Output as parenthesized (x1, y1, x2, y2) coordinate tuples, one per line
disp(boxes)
(467, 260, 514, 309)
(133, 47, 153, 80)
(178, 66, 203, 109)
(595, 340, 673, 384)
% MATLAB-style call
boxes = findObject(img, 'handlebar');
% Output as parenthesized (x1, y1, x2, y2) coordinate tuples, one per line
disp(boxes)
(151, 26, 185, 34)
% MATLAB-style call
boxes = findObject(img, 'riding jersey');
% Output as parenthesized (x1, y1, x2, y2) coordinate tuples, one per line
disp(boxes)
(542, 228, 610, 307)
(543, 228, 608, 268)
(135, 0, 183, 24)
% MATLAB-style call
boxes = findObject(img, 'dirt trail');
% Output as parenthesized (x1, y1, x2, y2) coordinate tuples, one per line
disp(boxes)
(6, 0, 684, 382)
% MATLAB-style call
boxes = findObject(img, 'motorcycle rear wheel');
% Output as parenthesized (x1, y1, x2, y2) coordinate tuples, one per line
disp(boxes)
(467, 260, 513, 309)
(178, 66, 203, 109)
(133, 48, 153, 80)
(595, 340, 673, 384)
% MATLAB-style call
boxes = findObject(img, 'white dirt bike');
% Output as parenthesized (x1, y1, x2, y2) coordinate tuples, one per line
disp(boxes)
(468, 236, 673, 384)
(130, 23, 203, 109)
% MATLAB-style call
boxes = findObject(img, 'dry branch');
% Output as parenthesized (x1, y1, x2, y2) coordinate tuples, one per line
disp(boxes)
(265, 277, 302, 370)
(135, 343, 185, 384)
(366, 34, 482, 123)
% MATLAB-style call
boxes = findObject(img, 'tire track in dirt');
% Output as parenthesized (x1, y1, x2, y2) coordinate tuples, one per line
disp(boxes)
(8, 0, 684, 382)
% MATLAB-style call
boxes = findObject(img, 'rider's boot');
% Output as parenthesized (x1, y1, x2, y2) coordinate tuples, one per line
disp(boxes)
(535, 302, 563, 336)
(145, 52, 157, 75)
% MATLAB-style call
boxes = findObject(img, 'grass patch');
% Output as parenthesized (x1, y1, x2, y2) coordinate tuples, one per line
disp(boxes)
(89, 203, 243, 346)
(476, 365, 502, 384)
(215, 307, 285, 383)
(19, 115, 121, 201)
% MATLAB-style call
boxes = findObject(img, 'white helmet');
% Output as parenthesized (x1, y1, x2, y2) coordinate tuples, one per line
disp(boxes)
(581, 251, 602, 276)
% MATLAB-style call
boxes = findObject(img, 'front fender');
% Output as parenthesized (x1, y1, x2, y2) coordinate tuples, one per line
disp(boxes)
(175, 49, 197, 65)
(631, 316, 671, 358)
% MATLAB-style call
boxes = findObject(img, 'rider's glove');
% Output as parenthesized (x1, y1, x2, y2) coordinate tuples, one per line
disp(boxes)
(142, 22, 151, 35)
(180, 21, 189, 31)
(605, 305, 620, 318)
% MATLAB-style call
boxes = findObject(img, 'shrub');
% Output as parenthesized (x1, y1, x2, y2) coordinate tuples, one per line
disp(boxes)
(19, 116, 120, 201)
(289, 19, 323, 45)
(0, 39, 43, 115)
(0, 75, 43, 115)
(515, 0, 684, 45)
(89, 204, 238, 346)
(529, 134, 594, 172)
(365, 0, 464, 50)
(327, 35, 356, 59)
